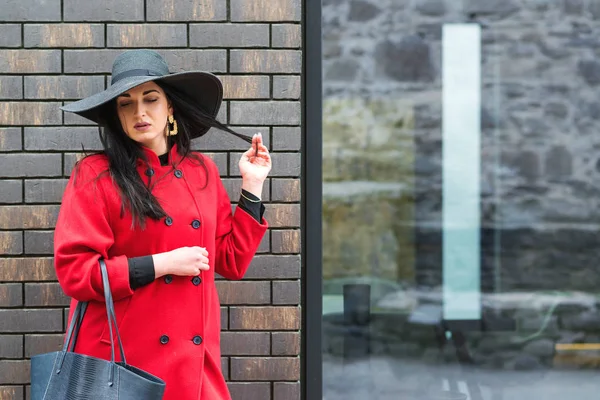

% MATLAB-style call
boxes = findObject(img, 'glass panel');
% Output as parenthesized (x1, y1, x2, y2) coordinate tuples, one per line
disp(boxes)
(321, 2, 600, 400)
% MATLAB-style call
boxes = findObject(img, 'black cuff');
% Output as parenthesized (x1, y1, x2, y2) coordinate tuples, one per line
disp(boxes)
(238, 189, 264, 223)
(128, 256, 155, 290)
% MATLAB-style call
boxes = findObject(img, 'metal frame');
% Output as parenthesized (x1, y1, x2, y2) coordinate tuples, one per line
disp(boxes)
(301, 0, 323, 398)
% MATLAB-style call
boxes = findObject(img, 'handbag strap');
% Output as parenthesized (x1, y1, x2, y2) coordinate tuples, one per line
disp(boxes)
(99, 260, 127, 376)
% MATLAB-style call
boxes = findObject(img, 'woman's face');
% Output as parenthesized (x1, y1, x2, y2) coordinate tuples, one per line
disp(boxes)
(116, 81, 173, 155)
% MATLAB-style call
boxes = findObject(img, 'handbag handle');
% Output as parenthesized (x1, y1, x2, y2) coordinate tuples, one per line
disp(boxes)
(55, 259, 128, 386)
(99, 259, 127, 385)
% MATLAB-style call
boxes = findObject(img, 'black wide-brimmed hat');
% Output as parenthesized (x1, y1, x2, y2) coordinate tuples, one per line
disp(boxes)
(61, 49, 223, 139)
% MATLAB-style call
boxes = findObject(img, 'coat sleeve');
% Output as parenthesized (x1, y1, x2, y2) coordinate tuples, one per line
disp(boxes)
(213, 166, 268, 280)
(54, 159, 134, 302)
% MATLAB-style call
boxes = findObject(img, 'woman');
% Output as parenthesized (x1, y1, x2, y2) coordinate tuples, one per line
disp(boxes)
(54, 49, 271, 399)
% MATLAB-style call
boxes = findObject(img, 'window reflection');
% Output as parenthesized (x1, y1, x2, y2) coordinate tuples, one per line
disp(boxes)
(322, 1, 600, 399)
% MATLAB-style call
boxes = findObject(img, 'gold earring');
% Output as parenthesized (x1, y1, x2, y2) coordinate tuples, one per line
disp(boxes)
(167, 115, 178, 136)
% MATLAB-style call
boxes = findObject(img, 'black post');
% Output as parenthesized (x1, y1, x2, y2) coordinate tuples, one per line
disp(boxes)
(343, 284, 371, 358)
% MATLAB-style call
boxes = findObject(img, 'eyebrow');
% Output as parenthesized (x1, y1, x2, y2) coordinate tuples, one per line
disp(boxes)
(118, 90, 160, 98)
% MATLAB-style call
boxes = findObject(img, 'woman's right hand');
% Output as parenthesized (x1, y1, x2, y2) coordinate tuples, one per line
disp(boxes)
(152, 246, 210, 279)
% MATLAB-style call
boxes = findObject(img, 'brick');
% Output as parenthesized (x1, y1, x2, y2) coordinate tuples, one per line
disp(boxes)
(274, 382, 300, 400)
(270, 153, 301, 177)
(221, 332, 270, 355)
(0, 360, 30, 385)
(63, 49, 121, 73)
(227, 382, 271, 399)
(271, 179, 300, 202)
(0, 231, 23, 255)
(272, 127, 300, 151)
(0, 24, 22, 47)
(230, 50, 301, 73)
(257, 231, 270, 253)
(107, 24, 187, 48)
(272, 280, 300, 305)
(146, 0, 226, 21)
(221, 307, 228, 330)
(24, 231, 54, 254)
(221, 357, 229, 380)
(25, 180, 68, 204)
(25, 283, 69, 307)
(0, 335, 23, 358)
(230, 101, 300, 125)
(64, 0, 144, 21)
(264, 204, 300, 228)
(0, 102, 62, 125)
(230, 306, 300, 330)
(220, 76, 270, 99)
(216, 281, 270, 305)
(272, 24, 301, 48)
(160, 50, 227, 73)
(202, 153, 228, 176)
(25, 76, 105, 100)
(0, 0, 60, 21)
(0, 258, 56, 281)
(0, 154, 61, 178)
(190, 24, 269, 48)
(230, 357, 300, 381)
(0, 387, 24, 399)
(221, 178, 270, 202)
(0, 50, 61, 73)
(0, 205, 60, 229)
(0, 309, 62, 332)
(0, 180, 22, 204)
(25, 334, 64, 358)
(273, 76, 300, 99)
(24, 24, 104, 47)
(64, 106, 96, 125)
(272, 332, 300, 356)
(193, 127, 270, 152)
(25, 127, 102, 151)
(0, 128, 22, 152)
(64, 153, 92, 176)
(64, 49, 227, 73)
(243, 255, 300, 279)
(231, 0, 301, 21)
(0, 283, 22, 307)
(271, 230, 300, 254)
(216, 101, 228, 123)
(0, 76, 23, 99)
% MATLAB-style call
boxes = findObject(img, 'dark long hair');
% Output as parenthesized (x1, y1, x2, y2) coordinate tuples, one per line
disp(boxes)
(88, 81, 252, 229)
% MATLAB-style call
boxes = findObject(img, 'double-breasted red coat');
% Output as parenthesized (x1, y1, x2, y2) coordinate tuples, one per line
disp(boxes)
(53, 144, 268, 400)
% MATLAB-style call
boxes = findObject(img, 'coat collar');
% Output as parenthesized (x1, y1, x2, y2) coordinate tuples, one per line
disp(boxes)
(138, 143, 183, 170)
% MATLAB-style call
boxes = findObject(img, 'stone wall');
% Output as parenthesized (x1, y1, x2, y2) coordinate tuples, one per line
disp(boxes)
(322, 0, 600, 291)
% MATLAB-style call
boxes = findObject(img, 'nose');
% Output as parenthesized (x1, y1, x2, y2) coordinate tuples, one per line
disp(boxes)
(134, 101, 146, 117)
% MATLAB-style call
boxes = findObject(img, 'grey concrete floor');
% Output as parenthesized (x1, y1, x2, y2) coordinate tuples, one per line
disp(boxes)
(323, 354, 599, 400)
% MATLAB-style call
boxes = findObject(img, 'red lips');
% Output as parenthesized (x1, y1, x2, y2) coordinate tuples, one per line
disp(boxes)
(134, 122, 150, 128)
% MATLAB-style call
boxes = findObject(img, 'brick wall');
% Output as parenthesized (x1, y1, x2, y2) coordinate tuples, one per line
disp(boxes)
(0, 1, 302, 399)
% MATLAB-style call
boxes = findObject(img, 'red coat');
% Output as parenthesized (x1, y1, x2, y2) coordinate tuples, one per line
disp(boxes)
(53, 144, 268, 400)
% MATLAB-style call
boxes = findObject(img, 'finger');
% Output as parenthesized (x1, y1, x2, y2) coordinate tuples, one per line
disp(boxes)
(198, 262, 210, 271)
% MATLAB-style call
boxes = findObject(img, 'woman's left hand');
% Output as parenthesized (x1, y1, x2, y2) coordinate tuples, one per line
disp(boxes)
(239, 132, 272, 186)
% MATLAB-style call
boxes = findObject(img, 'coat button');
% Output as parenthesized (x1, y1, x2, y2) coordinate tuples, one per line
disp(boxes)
(192, 276, 201, 286)
(164, 275, 173, 284)
(192, 336, 202, 345)
(191, 219, 201, 229)
(145, 168, 154, 177)
(160, 335, 169, 345)
(174, 169, 183, 178)
(165, 216, 173, 226)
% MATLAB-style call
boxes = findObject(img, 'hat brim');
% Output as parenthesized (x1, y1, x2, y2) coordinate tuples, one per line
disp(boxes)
(60, 71, 223, 139)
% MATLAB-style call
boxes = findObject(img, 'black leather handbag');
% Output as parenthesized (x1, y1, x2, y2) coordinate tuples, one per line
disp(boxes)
(30, 259, 166, 400)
